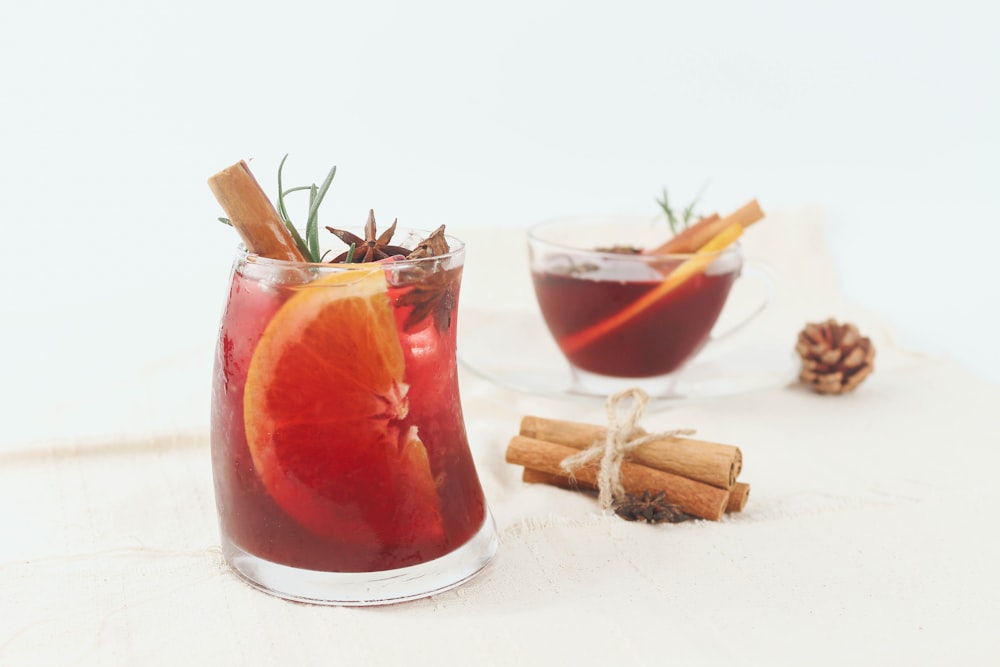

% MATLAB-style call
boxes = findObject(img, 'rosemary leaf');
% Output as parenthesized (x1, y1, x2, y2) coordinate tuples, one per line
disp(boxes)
(681, 182, 709, 224)
(276, 154, 296, 228)
(275, 155, 314, 260)
(305, 165, 336, 260)
(308, 165, 337, 222)
(218, 217, 233, 226)
(306, 183, 320, 262)
(279, 184, 317, 261)
(656, 188, 681, 234)
(284, 223, 311, 261)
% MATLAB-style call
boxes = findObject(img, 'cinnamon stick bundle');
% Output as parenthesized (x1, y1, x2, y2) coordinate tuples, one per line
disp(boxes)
(520, 416, 742, 489)
(506, 435, 730, 521)
(511, 410, 754, 519)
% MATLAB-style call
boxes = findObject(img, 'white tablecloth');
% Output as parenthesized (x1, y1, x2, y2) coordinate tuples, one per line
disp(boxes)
(3, 209, 998, 665)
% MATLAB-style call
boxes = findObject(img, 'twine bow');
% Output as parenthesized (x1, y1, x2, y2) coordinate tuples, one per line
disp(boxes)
(559, 387, 695, 509)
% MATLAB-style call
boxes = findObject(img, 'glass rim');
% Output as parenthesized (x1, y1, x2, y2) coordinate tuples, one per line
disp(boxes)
(236, 226, 466, 270)
(527, 216, 742, 261)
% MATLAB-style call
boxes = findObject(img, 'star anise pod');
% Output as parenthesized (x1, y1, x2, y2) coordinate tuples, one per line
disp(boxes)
(396, 261, 461, 333)
(613, 490, 692, 524)
(406, 225, 450, 260)
(326, 209, 411, 263)
(391, 225, 459, 332)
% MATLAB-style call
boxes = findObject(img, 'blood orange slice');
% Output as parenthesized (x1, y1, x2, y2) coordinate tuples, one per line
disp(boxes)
(243, 267, 445, 550)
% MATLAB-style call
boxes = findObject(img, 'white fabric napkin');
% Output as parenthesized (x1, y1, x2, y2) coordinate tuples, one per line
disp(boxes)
(2, 208, 997, 665)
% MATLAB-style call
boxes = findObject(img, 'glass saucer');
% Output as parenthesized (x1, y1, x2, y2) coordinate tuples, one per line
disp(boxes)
(457, 309, 799, 404)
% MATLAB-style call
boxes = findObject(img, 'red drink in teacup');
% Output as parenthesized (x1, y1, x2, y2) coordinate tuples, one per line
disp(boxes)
(528, 214, 762, 395)
(532, 258, 740, 377)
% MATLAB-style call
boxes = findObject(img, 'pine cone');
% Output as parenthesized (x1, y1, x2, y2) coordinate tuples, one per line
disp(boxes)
(796, 319, 875, 394)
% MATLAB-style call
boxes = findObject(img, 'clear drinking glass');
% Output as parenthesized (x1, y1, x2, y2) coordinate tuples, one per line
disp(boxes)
(210, 229, 497, 605)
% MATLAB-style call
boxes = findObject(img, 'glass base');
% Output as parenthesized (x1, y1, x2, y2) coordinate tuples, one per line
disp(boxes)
(222, 511, 498, 606)
(570, 366, 682, 398)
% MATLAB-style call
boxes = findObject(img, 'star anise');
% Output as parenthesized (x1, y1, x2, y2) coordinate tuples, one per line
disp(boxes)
(613, 490, 692, 524)
(390, 225, 459, 332)
(326, 209, 411, 263)
(327, 216, 456, 332)
(406, 225, 450, 260)
(396, 261, 460, 333)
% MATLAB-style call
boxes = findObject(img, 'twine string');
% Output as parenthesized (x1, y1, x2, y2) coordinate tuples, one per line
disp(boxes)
(559, 387, 695, 509)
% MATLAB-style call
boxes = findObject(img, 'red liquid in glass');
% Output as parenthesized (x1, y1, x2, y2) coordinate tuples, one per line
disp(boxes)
(532, 268, 738, 377)
(211, 264, 486, 573)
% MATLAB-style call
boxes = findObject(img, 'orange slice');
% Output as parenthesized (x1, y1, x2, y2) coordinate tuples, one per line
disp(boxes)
(243, 267, 444, 546)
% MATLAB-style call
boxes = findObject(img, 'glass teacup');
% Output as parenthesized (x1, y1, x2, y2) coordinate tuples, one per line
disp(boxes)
(528, 216, 772, 396)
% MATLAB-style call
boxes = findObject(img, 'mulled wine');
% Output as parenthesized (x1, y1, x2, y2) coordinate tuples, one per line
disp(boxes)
(532, 265, 738, 377)
(208, 161, 499, 604)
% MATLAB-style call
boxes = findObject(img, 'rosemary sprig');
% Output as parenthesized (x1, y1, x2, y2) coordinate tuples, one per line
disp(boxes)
(656, 187, 681, 234)
(656, 184, 708, 235)
(275, 155, 338, 262)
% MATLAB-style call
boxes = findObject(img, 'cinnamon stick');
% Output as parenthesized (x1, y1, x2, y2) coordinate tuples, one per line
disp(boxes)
(726, 481, 750, 513)
(520, 416, 741, 489)
(208, 160, 307, 262)
(523, 467, 750, 514)
(506, 435, 729, 521)
(649, 199, 764, 255)
(522, 467, 595, 492)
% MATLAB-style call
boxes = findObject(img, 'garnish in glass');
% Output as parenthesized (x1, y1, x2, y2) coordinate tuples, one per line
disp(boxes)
(655, 185, 707, 236)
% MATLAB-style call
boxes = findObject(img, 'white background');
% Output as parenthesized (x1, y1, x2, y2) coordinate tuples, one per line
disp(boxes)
(2, 0, 998, 440)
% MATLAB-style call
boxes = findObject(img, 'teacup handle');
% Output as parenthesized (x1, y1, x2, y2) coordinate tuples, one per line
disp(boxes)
(709, 259, 776, 343)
